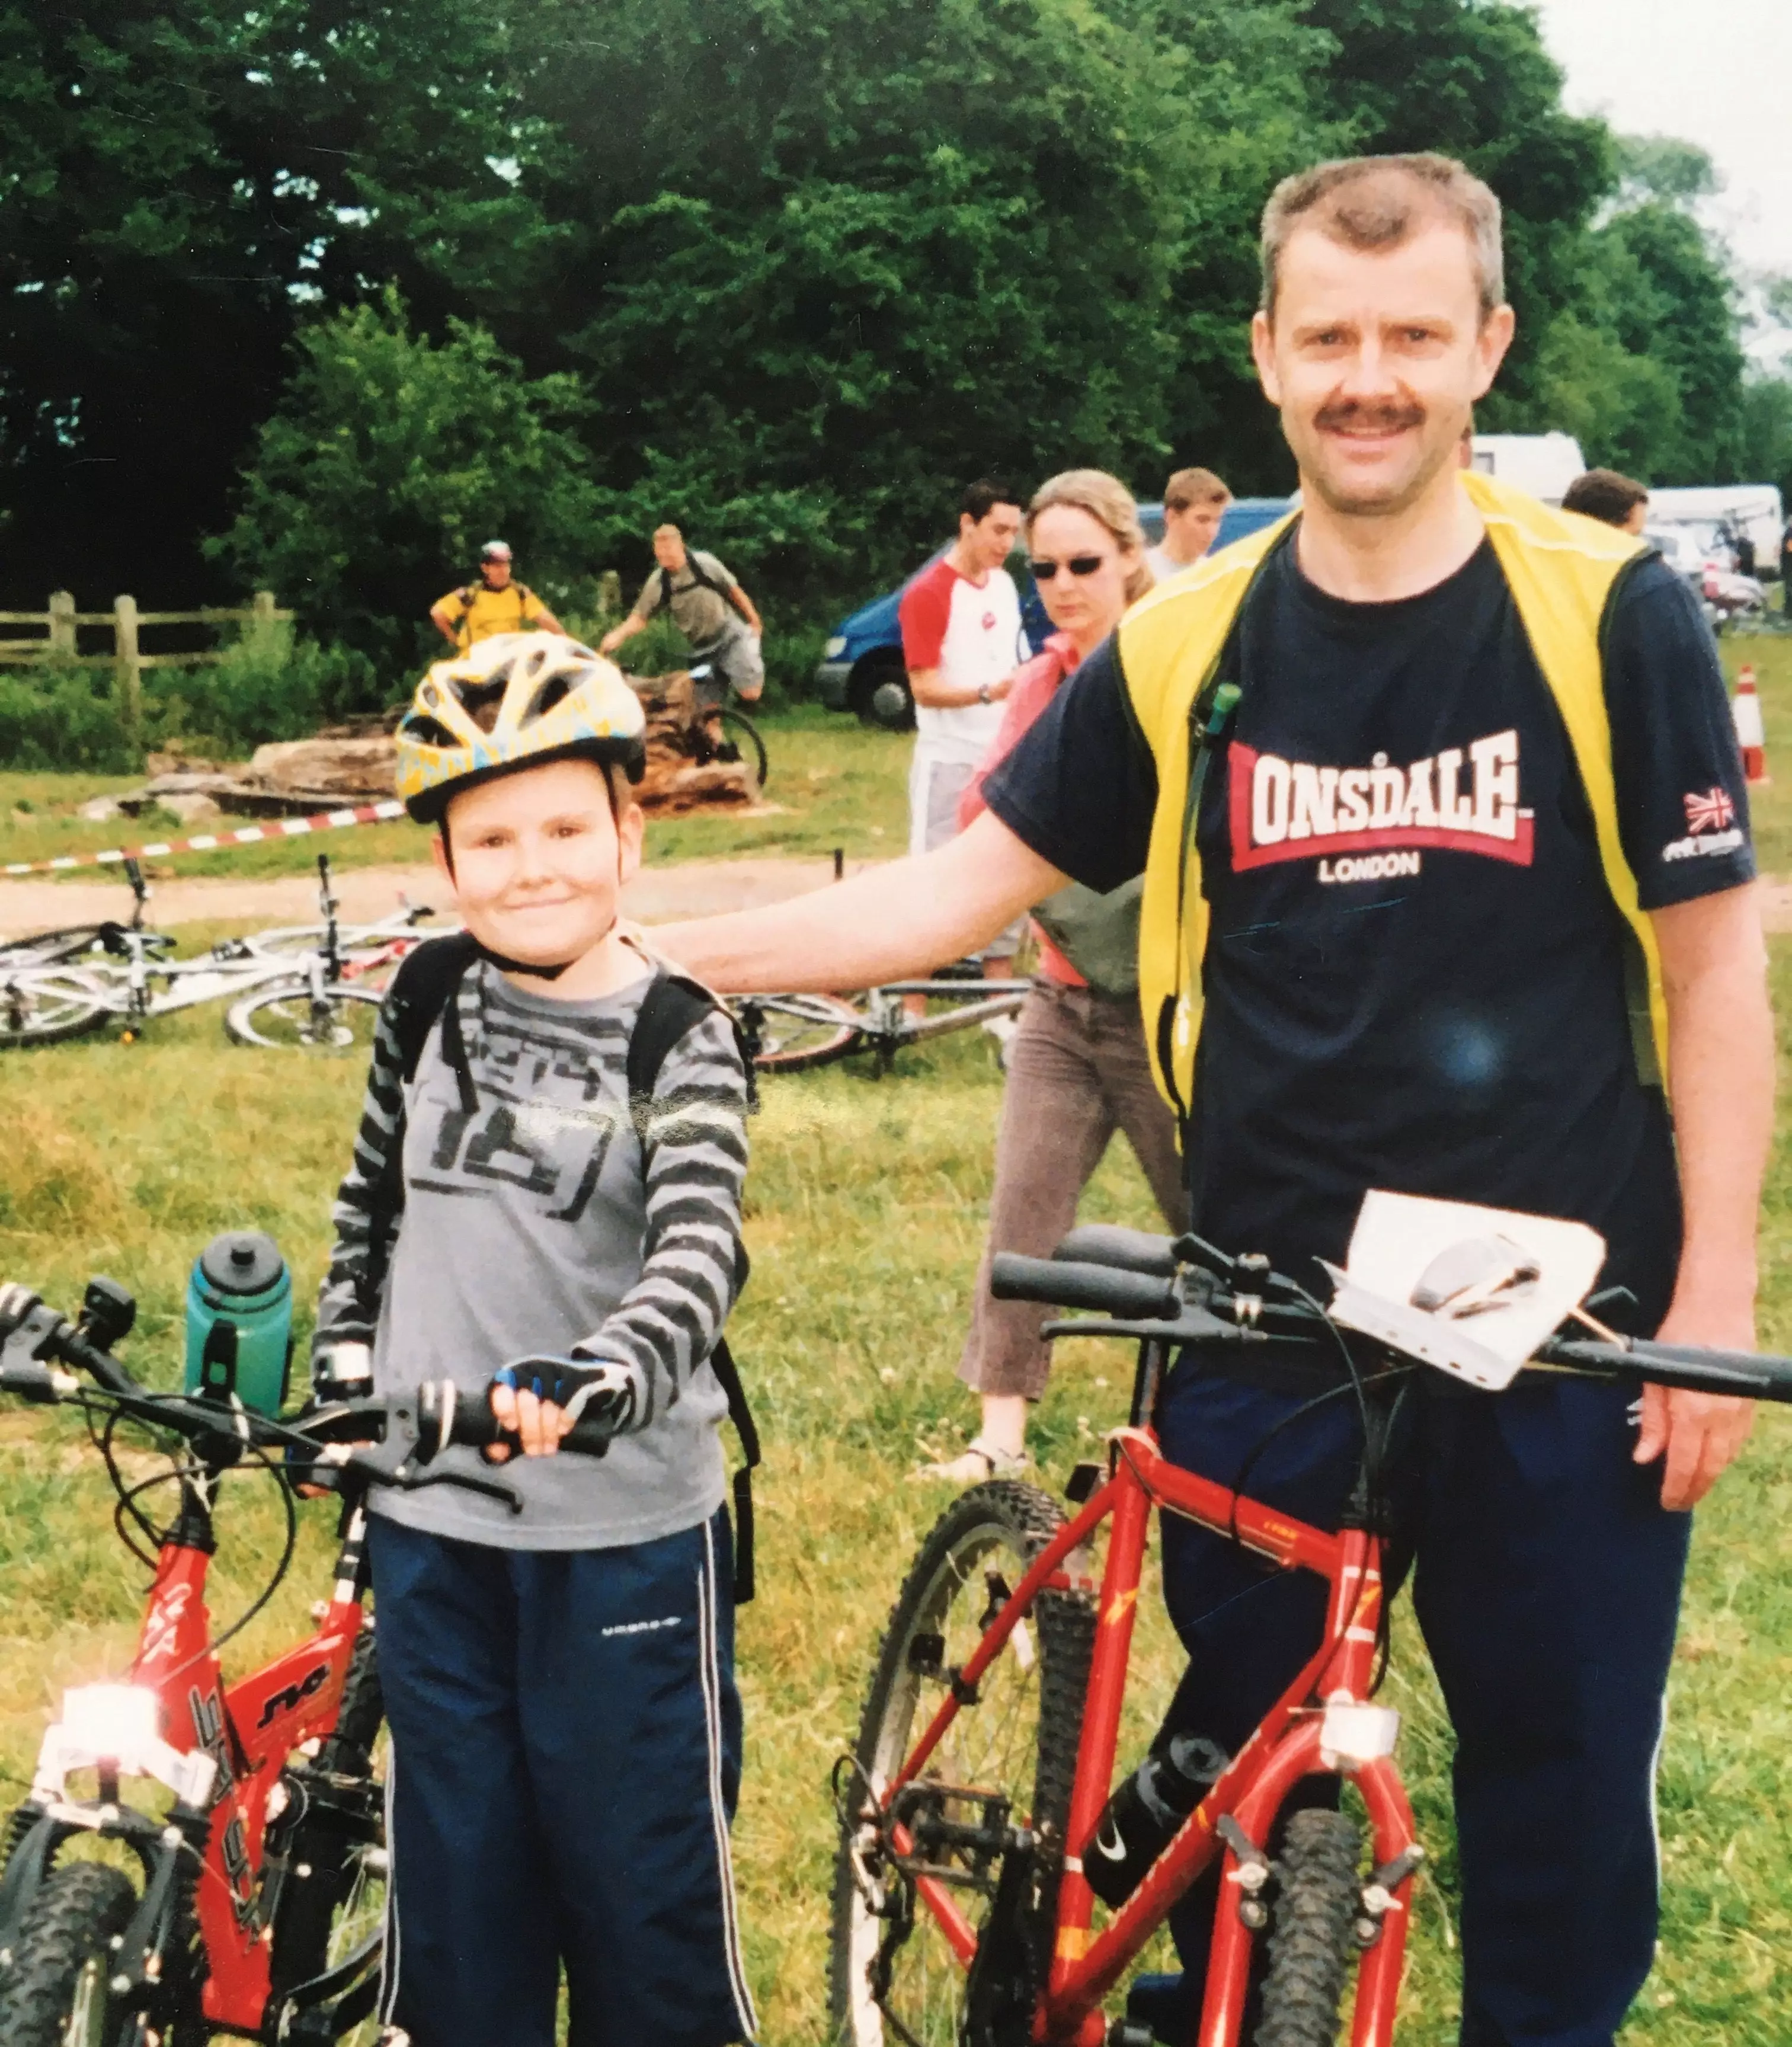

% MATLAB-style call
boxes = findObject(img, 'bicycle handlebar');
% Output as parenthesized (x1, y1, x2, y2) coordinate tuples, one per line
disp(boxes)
(0, 1283, 615, 1502)
(989, 1248, 1792, 1405)
(990, 1253, 1180, 1320)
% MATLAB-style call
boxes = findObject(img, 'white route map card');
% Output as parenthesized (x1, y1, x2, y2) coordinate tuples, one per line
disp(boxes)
(1320, 1191, 1607, 1391)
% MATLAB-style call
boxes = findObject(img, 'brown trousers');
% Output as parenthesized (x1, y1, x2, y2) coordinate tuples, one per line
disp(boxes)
(958, 981, 1189, 1400)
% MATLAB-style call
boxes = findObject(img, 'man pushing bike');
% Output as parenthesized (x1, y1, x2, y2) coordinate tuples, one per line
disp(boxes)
(658, 151, 1769, 2046)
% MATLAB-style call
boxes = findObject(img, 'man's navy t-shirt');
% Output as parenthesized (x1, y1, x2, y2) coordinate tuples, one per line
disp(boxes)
(983, 538, 1753, 1331)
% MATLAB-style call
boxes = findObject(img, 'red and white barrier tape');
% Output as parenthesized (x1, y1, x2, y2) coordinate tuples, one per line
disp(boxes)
(3, 799, 409, 877)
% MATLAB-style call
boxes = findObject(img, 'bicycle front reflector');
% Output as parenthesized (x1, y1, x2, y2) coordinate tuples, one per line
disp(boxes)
(1319, 1701, 1401, 1770)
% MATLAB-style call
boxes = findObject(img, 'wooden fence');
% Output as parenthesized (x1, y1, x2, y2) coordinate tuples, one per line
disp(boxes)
(0, 590, 292, 740)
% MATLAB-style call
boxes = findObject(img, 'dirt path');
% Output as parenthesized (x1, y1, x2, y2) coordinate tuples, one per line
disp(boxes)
(0, 856, 878, 939)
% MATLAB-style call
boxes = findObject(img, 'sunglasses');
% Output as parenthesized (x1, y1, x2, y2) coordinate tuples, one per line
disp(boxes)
(1027, 553, 1110, 582)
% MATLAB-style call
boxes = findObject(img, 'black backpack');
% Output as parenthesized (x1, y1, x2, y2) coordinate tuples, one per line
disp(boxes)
(376, 933, 763, 1601)
(652, 553, 730, 619)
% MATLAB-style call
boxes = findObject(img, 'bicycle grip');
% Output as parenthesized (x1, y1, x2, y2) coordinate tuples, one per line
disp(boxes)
(446, 1394, 613, 1459)
(990, 1254, 1179, 1319)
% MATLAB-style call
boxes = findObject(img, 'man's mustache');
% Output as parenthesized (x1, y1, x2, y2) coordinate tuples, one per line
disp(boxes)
(1314, 398, 1426, 433)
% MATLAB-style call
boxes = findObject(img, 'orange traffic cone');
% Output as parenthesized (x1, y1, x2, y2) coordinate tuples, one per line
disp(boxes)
(1733, 664, 1769, 785)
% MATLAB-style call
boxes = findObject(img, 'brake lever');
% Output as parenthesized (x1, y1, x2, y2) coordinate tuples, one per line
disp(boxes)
(324, 1390, 523, 1514)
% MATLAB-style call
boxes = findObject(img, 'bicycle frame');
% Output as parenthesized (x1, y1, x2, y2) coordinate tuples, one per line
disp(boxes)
(877, 1348, 1420, 2047)
(2, 1480, 375, 2038)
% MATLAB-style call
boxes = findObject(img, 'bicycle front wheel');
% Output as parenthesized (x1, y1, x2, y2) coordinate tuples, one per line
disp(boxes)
(719, 707, 769, 790)
(0, 1860, 138, 2046)
(226, 982, 384, 1053)
(1255, 1808, 1365, 2047)
(829, 1482, 1093, 2047)
(0, 970, 111, 1047)
(267, 1627, 388, 2042)
(728, 993, 861, 1072)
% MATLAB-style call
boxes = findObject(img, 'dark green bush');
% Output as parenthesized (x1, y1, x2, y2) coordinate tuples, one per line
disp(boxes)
(0, 661, 136, 772)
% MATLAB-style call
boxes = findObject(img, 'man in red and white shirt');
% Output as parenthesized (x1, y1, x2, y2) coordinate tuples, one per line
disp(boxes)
(900, 480, 1026, 849)
(898, 480, 1027, 974)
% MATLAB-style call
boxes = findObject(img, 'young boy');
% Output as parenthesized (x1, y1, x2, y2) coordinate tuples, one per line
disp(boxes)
(311, 632, 757, 2047)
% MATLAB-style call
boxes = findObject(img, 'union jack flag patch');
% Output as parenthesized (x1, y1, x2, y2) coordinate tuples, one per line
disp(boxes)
(1683, 787, 1736, 835)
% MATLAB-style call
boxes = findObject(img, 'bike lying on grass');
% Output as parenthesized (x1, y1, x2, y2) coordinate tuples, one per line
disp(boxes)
(731, 978, 1027, 1075)
(0, 1277, 610, 2045)
(0, 856, 437, 1051)
(830, 1197, 1792, 2047)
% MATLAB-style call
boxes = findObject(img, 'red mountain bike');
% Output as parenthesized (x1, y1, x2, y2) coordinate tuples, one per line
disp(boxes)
(830, 1218, 1792, 2047)
(0, 1275, 604, 2047)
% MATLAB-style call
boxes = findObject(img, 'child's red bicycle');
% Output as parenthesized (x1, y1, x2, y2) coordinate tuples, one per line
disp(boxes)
(0, 1274, 604, 2047)
(829, 1217, 1792, 2047)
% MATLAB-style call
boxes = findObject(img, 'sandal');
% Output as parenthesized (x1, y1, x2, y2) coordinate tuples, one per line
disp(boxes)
(911, 1437, 1035, 1485)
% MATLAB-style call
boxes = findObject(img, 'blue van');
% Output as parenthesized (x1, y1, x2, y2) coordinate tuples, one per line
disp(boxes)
(812, 497, 1293, 726)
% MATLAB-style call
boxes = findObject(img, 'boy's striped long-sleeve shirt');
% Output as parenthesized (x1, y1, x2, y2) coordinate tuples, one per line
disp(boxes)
(313, 960, 750, 1549)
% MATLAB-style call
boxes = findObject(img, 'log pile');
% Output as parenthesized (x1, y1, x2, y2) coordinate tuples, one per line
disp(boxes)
(82, 671, 758, 822)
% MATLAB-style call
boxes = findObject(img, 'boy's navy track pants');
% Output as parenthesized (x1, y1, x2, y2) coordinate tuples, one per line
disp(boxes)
(366, 1508, 756, 2047)
(1152, 1362, 1690, 2047)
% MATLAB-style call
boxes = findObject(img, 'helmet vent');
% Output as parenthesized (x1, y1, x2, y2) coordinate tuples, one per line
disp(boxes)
(399, 713, 459, 749)
(446, 676, 508, 733)
(521, 673, 574, 725)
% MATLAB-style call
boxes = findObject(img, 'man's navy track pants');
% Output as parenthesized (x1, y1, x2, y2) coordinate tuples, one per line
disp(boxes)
(1153, 1362, 1691, 2047)
(365, 1508, 756, 2047)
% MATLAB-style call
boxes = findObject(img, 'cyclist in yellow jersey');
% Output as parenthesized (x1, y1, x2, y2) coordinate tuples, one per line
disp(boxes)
(430, 540, 565, 651)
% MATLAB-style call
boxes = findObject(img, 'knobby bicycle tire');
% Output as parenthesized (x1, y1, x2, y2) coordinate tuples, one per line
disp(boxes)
(0, 969, 111, 1047)
(728, 993, 862, 1072)
(0, 926, 111, 971)
(1254, 1808, 1365, 2047)
(225, 981, 384, 1053)
(719, 708, 770, 790)
(829, 1480, 1094, 2047)
(0, 1860, 139, 2047)
(266, 1625, 388, 2039)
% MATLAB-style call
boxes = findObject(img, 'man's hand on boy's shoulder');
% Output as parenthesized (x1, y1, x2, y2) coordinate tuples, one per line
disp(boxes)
(487, 1354, 641, 1459)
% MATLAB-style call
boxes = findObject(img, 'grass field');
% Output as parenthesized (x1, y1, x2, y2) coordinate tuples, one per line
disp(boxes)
(1, 640, 1791, 2041)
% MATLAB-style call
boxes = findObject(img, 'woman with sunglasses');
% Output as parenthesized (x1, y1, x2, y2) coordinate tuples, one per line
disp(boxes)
(920, 470, 1189, 1483)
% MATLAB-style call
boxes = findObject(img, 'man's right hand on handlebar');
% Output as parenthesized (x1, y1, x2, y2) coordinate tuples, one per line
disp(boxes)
(488, 1355, 640, 1460)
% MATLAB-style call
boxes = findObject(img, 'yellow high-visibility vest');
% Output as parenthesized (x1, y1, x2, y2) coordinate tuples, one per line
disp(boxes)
(1119, 469, 1660, 1119)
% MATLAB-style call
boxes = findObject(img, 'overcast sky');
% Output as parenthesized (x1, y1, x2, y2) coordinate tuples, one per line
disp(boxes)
(1531, 0, 1792, 298)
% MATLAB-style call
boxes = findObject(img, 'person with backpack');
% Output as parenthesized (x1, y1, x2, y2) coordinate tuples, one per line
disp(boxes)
(309, 631, 759, 2047)
(601, 524, 766, 714)
(428, 539, 566, 650)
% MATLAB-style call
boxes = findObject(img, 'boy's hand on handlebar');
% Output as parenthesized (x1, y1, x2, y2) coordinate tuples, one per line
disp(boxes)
(1634, 1298, 1756, 1510)
(488, 1357, 637, 1460)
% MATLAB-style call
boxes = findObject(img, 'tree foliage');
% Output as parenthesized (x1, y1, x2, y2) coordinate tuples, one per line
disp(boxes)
(0, 0, 1778, 641)
(208, 292, 599, 673)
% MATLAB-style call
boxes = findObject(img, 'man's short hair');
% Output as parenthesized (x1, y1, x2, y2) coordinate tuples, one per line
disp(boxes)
(962, 478, 1022, 524)
(1164, 467, 1232, 511)
(1560, 469, 1650, 528)
(1260, 153, 1505, 324)
(652, 523, 683, 543)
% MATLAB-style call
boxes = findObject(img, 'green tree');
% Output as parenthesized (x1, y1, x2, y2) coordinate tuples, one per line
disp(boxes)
(0, 0, 544, 606)
(209, 293, 598, 681)
(504, 0, 1328, 595)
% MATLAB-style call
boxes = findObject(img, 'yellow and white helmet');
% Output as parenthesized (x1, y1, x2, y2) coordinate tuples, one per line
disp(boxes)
(395, 632, 647, 823)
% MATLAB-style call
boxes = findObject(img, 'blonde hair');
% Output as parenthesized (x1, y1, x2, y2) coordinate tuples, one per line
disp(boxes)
(1260, 153, 1505, 323)
(1025, 469, 1153, 606)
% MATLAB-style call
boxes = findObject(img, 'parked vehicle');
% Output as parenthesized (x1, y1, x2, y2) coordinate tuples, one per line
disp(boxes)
(1468, 432, 1585, 503)
(1647, 526, 1769, 634)
(814, 498, 1295, 728)
(1645, 485, 1784, 577)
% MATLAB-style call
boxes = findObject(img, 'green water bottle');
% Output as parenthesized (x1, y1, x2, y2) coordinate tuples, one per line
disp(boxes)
(184, 1232, 294, 1416)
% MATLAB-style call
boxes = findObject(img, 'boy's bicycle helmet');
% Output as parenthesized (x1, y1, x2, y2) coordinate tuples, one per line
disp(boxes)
(396, 632, 647, 822)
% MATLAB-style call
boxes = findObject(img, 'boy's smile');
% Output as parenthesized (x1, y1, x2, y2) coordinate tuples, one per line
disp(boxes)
(434, 756, 647, 996)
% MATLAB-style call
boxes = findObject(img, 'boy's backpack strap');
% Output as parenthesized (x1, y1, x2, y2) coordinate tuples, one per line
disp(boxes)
(387, 932, 482, 1105)
(627, 968, 763, 1603)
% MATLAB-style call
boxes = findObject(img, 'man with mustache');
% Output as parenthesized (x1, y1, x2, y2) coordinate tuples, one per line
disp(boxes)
(659, 153, 1767, 2045)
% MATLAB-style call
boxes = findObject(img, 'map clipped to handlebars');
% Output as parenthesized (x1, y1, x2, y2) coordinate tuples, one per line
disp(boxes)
(1320, 1191, 1607, 1390)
